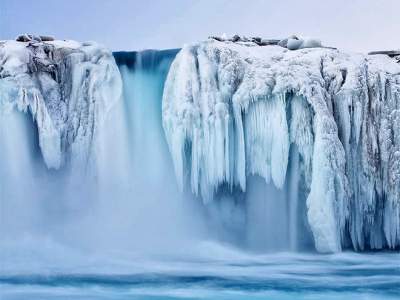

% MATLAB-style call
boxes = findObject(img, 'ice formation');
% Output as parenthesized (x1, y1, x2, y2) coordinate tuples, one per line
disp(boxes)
(2, 34, 399, 254)
(162, 39, 400, 252)
(0, 39, 121, 170)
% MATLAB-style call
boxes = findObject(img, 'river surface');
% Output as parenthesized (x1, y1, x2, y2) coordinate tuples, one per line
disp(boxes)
(1, 244, 399, 300)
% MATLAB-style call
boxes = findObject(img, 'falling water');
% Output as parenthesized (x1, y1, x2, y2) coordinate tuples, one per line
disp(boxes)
(0, 49, 209, 271)
(0, 49, 316, 261)
(1, 47, 399, 300)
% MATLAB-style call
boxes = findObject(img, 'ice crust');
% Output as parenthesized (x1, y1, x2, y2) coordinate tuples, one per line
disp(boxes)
(0, 40, 122, 170)
(162, 40, 400, 252)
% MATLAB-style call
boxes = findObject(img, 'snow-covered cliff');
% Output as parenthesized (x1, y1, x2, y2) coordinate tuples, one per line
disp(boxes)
(0, 39, 121, 170)
(162, 40, 400, 252)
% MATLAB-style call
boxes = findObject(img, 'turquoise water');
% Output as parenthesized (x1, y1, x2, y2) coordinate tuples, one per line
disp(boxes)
(1, 251, 399, 299)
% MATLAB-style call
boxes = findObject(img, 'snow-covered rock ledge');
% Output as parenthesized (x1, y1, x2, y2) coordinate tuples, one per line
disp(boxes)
(0, 38, 122, 169)
(162, 39, 400, 252)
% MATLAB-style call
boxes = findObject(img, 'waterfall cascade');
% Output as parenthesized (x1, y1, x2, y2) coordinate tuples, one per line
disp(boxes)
(1, 38, 399, 257)
(0, 40, 203, 264)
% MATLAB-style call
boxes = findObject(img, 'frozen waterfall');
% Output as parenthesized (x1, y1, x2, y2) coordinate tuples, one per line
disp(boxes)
(0, 40, 204, 262)
(0, 40, 122, 170)
(1, 37, 399, 257)
(162, 40, 400, 252)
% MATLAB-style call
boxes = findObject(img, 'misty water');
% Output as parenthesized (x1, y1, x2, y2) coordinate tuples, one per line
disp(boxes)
(1, 248, 399, 299)
(1, 50, 399, 300)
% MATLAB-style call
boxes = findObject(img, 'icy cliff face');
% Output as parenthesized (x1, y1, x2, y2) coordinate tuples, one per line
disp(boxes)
(162, 40, 400, 252)
(0, 39, 121, 170)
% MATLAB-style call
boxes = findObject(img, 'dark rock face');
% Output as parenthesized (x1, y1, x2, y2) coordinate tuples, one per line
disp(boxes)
(40, 35, 55, 41)
(16, 34, 32, 42)
(16, 34, 55, 43)
(368, 50, 400, 57)
(232, 34, 240, 42)
(369, 51, 400, 63)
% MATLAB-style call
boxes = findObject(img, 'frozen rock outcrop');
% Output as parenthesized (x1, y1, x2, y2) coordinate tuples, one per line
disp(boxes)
(209, 34, 325, 50)
(162, 39, 400, 252)
(0, 38, 122, 169)
(15, 34, 55, 42)
(369, 50, 400, 64)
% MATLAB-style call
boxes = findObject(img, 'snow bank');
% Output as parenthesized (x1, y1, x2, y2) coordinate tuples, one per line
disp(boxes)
(0, 40, 122, 169)
(162, 40, 400, 252)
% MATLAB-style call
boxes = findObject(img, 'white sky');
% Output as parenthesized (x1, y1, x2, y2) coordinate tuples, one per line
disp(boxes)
(1, 0, 399, 53)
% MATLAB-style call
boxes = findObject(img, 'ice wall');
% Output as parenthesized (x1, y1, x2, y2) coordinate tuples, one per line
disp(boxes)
(162, 40, 400, 252)
(0, 40, 122, 171)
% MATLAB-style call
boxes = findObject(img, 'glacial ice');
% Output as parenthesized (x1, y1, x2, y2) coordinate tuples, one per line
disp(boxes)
(0, 39, 122, 170)
(162, 40, 400, 252)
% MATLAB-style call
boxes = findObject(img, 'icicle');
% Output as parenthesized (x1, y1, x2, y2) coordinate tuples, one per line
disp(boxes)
(163, 40, 400, 252)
